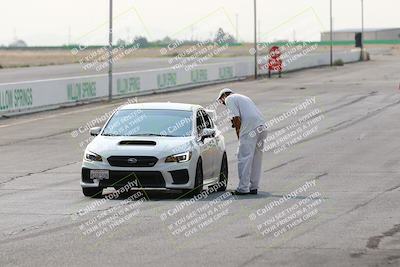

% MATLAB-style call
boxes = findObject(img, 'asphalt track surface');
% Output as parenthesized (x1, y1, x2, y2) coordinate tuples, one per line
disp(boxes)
(0, 55, 400, 266)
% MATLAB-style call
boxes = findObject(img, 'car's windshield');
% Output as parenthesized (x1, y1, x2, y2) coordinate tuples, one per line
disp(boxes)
(102, 109, 193, 137)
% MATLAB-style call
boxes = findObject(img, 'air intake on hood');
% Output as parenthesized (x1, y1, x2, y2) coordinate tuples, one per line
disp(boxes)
(119, 140, 157, 146)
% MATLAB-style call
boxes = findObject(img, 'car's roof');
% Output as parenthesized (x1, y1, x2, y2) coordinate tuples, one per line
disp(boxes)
(120, 102, 202, 111)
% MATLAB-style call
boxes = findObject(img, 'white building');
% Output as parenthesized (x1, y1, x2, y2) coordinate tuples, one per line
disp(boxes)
(321, 28, 400, 41)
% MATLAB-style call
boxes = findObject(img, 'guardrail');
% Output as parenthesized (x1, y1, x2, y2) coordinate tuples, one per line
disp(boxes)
(0, 50, 362, 117)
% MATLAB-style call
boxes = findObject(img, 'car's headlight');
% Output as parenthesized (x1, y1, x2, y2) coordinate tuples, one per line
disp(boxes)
(165, 151, 192, 163)
(85, 151, 103, 162)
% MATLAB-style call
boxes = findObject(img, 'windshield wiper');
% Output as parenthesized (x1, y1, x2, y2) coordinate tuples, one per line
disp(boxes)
(102, 133, 121, 136)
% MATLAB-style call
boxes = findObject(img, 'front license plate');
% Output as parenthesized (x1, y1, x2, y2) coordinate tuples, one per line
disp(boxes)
(90, 170, 109, 180)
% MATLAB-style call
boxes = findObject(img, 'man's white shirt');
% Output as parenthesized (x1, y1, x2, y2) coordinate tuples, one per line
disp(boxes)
(225, 93, 265, 137)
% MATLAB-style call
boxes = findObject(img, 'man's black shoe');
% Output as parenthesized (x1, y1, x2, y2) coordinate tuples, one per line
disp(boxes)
(231, 190, 249, 195)
(249, 189, 258, 195)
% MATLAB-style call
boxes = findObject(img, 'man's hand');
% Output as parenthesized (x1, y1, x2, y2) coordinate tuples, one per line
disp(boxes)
(232, 116, 241, 139)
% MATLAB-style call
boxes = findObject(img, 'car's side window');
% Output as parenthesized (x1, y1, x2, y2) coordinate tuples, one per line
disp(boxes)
(202, 111, 214, 129)
(196, 111, 206, 133)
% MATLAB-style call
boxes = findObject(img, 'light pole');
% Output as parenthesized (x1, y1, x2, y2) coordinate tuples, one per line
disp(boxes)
(108, 0, 113, 101)
(330, 0, 333, 66)
(254, 0, 258, 79)
(361, 0, 364, 60)
(235, 13, 239, 43)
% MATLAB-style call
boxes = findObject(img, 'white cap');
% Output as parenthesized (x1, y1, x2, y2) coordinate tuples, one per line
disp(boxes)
(216, 88, 233, 101)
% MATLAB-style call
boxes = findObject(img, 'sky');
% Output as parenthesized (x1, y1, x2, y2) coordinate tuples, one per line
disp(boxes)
(1, 0, 398, 46)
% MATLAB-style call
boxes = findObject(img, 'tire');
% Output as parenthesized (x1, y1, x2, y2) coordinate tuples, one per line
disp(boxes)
(181, 158, 203, 198)
(184, 158, 203, 197)
(82, 187, 103, 198)
(217, 153, 228, 192)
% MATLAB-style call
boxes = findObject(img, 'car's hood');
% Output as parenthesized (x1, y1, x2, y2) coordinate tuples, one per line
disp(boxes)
(86, 135, 195, 158)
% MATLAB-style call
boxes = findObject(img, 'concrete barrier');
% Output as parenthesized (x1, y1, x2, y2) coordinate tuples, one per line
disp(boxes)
(258, 50, 362, 74)
(0, 50, 361, 117)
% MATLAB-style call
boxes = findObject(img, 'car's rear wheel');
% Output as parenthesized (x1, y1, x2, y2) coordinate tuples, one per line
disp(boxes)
(82, 187, 103, 198)
(217, 152, 228, 192)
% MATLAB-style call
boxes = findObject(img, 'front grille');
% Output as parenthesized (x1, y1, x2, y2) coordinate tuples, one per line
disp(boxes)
(169, 169, 190, 184)
(107, 156, 158, 167)
(100, 171, 165, 188)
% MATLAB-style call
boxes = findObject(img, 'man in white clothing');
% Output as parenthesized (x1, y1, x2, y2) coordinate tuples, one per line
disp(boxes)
(217, 88, 267, 195)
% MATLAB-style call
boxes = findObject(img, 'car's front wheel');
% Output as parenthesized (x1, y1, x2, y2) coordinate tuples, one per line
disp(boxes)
(192, 158, 204, 195)
(82, 187, 103, 198)
(217, 152, 228, 192)
(183, 158, 203, 197)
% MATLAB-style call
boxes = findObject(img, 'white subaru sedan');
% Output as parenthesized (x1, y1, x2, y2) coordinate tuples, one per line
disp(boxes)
(81, 102, 228, 197)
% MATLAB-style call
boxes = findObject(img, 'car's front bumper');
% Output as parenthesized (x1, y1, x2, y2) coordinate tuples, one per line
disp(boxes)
(81, 158, 197, 190)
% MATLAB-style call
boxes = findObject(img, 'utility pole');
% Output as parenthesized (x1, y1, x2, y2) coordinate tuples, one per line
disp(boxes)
(235, 13, 239, 42)
(254, 0, 258, 79)
(330, 0, 333, 66)
(361, 0, 364, 61)
(68, 26, 71, 46)
(126, 27, 131, 43)
(108, 0, 113, 101)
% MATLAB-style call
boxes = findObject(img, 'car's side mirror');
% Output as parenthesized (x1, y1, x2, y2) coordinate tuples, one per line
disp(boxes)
(200, 128, 216, 141)
(90, 127, 102, 136)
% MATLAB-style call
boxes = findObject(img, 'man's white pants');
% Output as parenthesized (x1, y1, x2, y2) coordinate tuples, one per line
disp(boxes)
(237, 127, 267, 193)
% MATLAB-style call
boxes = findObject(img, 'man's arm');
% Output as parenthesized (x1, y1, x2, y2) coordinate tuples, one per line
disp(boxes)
(232, 116, 241, 139)
(225, 96, 241, 138)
